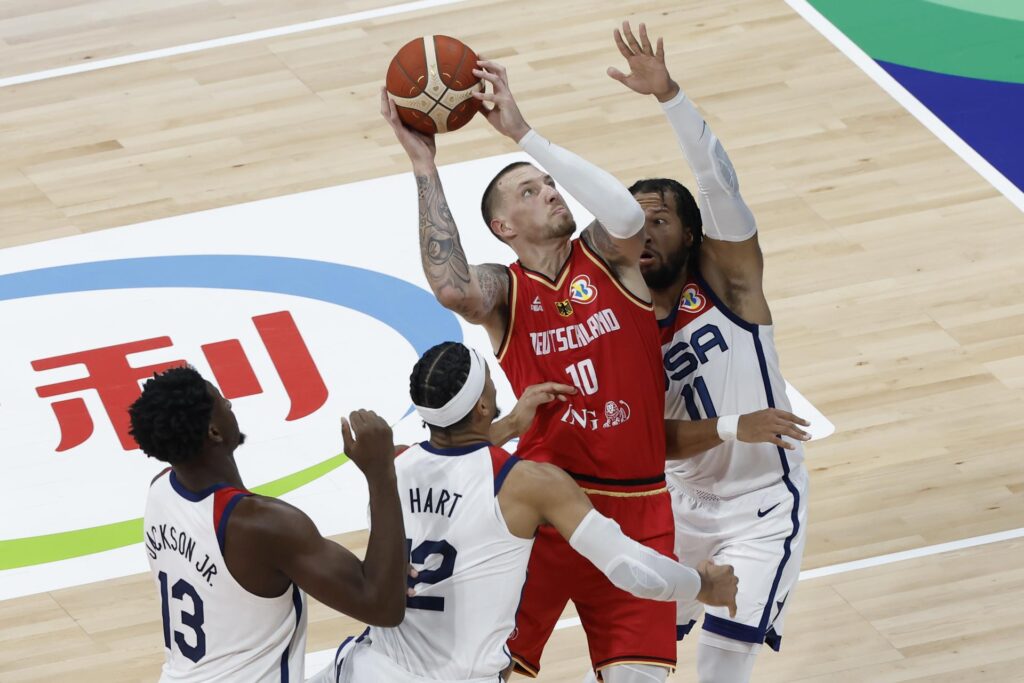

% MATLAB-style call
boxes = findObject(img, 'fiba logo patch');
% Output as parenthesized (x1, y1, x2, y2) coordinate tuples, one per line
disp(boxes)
(569, 275, 597, 304)
(678, 284, 706, 313)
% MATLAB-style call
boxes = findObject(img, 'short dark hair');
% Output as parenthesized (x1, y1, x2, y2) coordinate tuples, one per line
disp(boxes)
(629, 178, 704, 260)
(481, 161, 533, 242)
(129, 366, 213, 464)
(409, 341, 475, 432)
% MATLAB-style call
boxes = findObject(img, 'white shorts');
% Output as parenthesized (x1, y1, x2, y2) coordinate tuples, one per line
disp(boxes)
(308, 637, 502, 683)
(667, 464, 808, 654)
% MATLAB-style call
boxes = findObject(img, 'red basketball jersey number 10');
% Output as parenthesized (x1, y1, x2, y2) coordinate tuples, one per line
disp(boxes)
(386, 35, 484, 134)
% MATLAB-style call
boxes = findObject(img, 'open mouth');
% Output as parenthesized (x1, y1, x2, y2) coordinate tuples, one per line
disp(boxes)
(639, 250, 656, 267)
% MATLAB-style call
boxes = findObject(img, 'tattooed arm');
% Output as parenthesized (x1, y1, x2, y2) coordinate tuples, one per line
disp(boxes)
(416, 169, 509, 331)
(380, 87, 509, 343)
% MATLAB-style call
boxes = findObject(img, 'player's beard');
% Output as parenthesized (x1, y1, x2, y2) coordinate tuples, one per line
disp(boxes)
(237, 432, 247, 446)
(643, 245, 689, 291)
(546, 214, 576, 239)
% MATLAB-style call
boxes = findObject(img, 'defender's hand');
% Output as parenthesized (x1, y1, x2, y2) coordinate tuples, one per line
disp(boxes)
(509, 382, 578, 435)
(472, 59, 531, 142)
(380, 87, 437, 169)
(341, 409, 397, 483)
(737, 409, 811, 450)
(696, 560, 739, 618)
(607, 21, 678, 103)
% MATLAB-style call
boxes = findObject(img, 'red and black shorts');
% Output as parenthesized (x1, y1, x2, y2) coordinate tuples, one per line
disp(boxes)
(508, 474, 677, 678)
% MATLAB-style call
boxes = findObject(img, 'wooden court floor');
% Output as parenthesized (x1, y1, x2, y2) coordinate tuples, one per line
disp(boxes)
(2, 0, 1023, 680)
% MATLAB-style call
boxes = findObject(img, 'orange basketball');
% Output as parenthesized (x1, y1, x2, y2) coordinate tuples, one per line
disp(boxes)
(386, 35, 484, 135)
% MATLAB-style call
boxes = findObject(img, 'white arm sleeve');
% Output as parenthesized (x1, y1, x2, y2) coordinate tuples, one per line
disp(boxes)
(662, 90, 757, 242)
(568, 509, 701, 602)
(518, 129, 645, 239)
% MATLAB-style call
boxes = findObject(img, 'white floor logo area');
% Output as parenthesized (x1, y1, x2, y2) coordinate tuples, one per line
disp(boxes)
(0, 153, 832, 600)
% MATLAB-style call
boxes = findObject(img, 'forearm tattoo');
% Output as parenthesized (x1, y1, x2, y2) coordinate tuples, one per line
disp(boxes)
(417, 172, 471, 295)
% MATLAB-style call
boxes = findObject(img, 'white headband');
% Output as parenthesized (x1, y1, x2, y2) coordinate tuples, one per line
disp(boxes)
(414, 347, 487, 428)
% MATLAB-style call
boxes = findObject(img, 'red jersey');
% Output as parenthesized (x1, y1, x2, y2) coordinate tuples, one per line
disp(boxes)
(497, 238, 666, 481)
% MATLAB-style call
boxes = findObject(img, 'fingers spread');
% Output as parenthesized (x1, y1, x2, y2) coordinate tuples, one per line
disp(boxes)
(613, 28, 632, 59)
(621, 21, 643, 53)
(638, 23, 654, 54)
(607, 66, 628, 83)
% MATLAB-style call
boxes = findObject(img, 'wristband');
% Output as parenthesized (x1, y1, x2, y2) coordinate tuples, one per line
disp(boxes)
(716, 414, 739, 441)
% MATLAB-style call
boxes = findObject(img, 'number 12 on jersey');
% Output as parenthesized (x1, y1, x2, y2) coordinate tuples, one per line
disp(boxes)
(565, 359, 599, 395)
(406, 538, 457, 612)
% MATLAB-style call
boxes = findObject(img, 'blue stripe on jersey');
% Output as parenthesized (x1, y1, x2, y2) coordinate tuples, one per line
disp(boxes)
(215, 492, 250, 554)
(419, 440, 491, 456)
(752, 330, 801, 637)
(694, 272, 758, 333)
(493, 456, 521, 495)
(169, 471, 229, 501)
(279, 585, 303, 682)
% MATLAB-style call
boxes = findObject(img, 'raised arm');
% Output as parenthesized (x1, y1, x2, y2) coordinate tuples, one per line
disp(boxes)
(499, 460, 738, 613)
(609, 22, 769, 322)
(471, 60, 646, 270)
(380, 89, 509, 344)
(231, 410, 407, 626)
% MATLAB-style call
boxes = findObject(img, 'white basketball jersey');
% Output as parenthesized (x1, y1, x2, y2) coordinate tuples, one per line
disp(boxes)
(661, 275, 804, 498)
(366, 441, 532, 680)
(144, 470, 307, 682)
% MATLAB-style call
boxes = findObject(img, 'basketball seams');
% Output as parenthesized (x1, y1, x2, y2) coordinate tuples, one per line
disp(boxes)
(386, 34, 481, 135)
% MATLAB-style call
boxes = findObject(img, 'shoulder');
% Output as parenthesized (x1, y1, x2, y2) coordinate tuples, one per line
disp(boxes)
(227, 495, 319, 547)
(501, 460, 573, 499)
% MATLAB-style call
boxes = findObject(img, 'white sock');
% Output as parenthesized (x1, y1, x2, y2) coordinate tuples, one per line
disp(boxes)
(696, 642, 757, 683)
(602, 663, 668, 683)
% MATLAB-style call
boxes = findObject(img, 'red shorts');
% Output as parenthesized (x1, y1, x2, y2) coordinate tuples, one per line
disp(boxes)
(508, 479, 677, 677)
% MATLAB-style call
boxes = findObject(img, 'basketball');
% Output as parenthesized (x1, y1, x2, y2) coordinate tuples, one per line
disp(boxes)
(386, 35, 484, 135)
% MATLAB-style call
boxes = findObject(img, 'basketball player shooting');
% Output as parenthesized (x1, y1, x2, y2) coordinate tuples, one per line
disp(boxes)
(380, 57, 686, 682)
(608, 21, 812, 683)
(310, 342, 738, 683)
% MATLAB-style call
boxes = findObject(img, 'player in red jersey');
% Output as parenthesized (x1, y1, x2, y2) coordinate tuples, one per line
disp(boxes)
(381, 58, 697, 682)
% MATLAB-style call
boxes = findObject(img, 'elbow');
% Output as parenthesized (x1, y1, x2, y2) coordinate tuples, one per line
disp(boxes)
(364, 590, 407, 627)
(436, 290, 485, 323)
(603, 201, 646, 240)
(378, 602, 406, 628)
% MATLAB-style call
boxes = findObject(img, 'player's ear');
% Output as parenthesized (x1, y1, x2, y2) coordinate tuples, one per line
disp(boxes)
(491, 218, 513, 242)
(208, 422, 223, 444)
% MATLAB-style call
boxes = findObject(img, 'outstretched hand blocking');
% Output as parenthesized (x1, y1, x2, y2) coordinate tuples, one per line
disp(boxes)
(607, 21, 679, 103)
(471, 58, 532, 142)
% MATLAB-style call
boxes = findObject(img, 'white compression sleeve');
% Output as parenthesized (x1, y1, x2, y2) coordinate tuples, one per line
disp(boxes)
(518, 129, 645, 238)
(568, 509, 701, 601)
(661, 90, 757, 242)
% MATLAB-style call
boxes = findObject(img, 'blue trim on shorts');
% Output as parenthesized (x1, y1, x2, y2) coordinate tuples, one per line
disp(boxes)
(703, 614, 764, 644)
(765, 626, 783, 652)
(676, 619, 697, 641)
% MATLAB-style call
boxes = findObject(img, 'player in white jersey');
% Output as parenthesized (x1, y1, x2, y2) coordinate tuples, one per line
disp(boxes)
(309, 341, 739, 683)
(130, 366, 408, 682)
(606, 22, 814, 683)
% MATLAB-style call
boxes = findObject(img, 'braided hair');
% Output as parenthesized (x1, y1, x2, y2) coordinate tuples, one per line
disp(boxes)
(129, 366, 213, 464)
(409, 342, 475, 432)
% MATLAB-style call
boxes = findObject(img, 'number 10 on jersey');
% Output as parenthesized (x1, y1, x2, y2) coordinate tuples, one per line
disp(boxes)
(565, 359, 599, 395)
